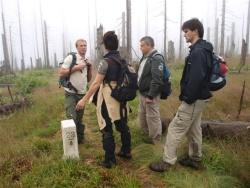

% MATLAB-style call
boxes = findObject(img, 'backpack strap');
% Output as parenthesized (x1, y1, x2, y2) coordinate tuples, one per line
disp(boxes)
(103, 57, 125, 90)
(68, 52, 78, 94)
(148, 51, 170, 79)
(104, 58, 128, 120)
(69, 52, 77, 74)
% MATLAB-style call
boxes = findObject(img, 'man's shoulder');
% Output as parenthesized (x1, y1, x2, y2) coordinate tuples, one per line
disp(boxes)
(151, 52, 164, 63)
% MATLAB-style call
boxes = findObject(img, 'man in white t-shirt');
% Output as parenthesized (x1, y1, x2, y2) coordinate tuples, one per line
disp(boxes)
(59, 39, 92, 144)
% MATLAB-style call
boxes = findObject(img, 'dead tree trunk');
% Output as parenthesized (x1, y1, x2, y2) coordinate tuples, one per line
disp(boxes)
(34, 12, 40, 61)
(206, 27, 210, 42)
(220, 0, 226, 56)
(237, 80, 246, 119)
(214, 18, 219, 54)
(246, 0, 250, 54)
(145, 0, 149, 36)
(17, 0, 25, 72)
(9, 26, 14, 72)
(96, 25, 104, 63)
(239, 39, 247, 73)
(120, 12, 127, 59)
(87, 0, 93, 58)
(167, 40, 175, 63)
(230, 22, 236, 56)
(163, 0, 167, 61)
(44, 21, 50, 68)
(201, 121, 250, 139)
(178, 0, 183, 60)
(30, 57, 33, 70)
(161, 118, 250, 139)
(1, 1, 11, 73)
(54, 53, 58, 68)
(40, 1, 46, 68)
(126, 0, 132, 63)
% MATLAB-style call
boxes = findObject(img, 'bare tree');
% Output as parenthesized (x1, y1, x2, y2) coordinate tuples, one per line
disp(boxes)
(239, 39, 247, 73)
(220, 0, 226, 56)
(126, 0, 132, 63)
(122, 12, 126, 48)
(214, 18, 219, 54)
(39, 0, 46, 67)
(43, 21, 50, 68)
(1, 0, 11, 73)
(17, 0, 25, 72)
(88, 0, 93, 58)
(230, 22, 235, 56)
(179, 0, 183, 60)
(96, 24, 104, 63)
(163, 0, 167, 61)
(9, 26, 14, 71)
(206, 27, 211, 42)
(246, 0, 250, 54)
(145, 0, 149, 36)
(54, 53, 58, 68)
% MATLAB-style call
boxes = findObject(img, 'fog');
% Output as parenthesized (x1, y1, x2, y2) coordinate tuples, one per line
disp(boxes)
(0, 0, 249, 68)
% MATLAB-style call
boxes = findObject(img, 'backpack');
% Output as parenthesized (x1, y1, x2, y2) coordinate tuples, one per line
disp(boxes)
(104, 58, 138, 103)
(149, 52, 172, 99)
(208, 53, 228, 91)
(58, 52, 78, 93)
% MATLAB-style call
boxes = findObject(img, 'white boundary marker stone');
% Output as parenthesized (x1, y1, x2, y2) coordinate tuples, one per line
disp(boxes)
(61, 119, 79, 160)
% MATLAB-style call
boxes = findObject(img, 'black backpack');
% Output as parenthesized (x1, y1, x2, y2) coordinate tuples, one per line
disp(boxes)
(208, 53, 228, 91)
(105, 58, 138, 103)
(148, 52, 172, 99)
(58, 52, 78, 93)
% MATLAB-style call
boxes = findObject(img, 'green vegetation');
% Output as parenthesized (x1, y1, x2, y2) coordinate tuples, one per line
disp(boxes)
(0, 61, 249, 187)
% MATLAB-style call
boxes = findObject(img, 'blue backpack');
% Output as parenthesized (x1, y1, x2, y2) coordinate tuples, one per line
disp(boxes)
(149, 52, 171, 99)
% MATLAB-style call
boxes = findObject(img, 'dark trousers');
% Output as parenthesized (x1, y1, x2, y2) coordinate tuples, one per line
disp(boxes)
(65, 92, 85, 143)
(101, 101, 131, 162)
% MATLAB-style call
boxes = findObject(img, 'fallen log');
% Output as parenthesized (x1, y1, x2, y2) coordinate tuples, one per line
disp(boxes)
(0, 98, 29, 115)
(161, 118, 250, 139)
(201, 121, 250, 139)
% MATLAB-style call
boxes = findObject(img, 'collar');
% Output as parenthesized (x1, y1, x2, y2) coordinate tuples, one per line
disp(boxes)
(76, 53, 86, 60)
(189, 38, 202, 51)
(103, 50, 120, 58)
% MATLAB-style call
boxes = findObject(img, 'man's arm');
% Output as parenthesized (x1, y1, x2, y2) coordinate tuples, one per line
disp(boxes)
(182, 49, 207, 104)
(147, 55, 164, 99)
(59, 65, 86, 77)
(58, 55, 86, 77)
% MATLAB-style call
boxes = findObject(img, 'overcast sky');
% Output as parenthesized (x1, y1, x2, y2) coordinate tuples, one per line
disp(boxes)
(0, 0, 249, 67)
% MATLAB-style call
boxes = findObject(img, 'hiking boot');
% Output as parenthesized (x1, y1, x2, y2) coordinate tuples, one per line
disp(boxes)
(142, 137, 154, 145)
(117, 151, 132, 160)
(78, 138, 85, 145)
(149, 161, 172, 172)
(100, 160, 117, 169)
(179, 156, 202, 170)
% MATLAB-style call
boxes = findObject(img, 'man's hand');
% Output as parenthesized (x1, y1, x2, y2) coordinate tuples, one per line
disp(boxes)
(76, 98, 86, 111)
(74, 63, 86, 71)
(145, 97, 154, 104)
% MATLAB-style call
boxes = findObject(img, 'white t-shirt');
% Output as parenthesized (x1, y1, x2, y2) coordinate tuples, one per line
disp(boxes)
(61, 53, 89, 94)
(137, 57, 148, 83)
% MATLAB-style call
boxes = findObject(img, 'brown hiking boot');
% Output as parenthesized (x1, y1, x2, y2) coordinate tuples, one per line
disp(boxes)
(149, 161, 172, 172)
(179, 156, 202, 170)
(117, 151, 132, 160)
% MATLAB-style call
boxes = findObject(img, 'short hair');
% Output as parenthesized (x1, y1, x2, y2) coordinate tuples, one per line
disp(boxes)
(102, 31, 119, 51)
(75, 39, 87, 48)
(182, 18, 204, 38)
(140, 36, 155, 47)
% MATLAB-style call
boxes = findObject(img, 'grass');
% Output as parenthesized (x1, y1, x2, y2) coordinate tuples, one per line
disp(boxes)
(0, 58, 249, 188)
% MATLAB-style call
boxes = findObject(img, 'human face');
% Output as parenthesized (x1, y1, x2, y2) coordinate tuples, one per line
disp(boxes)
(140, 41, 153, 56)
(183, 28, 199, 44)
(76, 41, 87, 56)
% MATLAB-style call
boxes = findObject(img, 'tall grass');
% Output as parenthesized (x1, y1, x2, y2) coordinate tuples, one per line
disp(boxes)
(0, 62, 249, 188)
